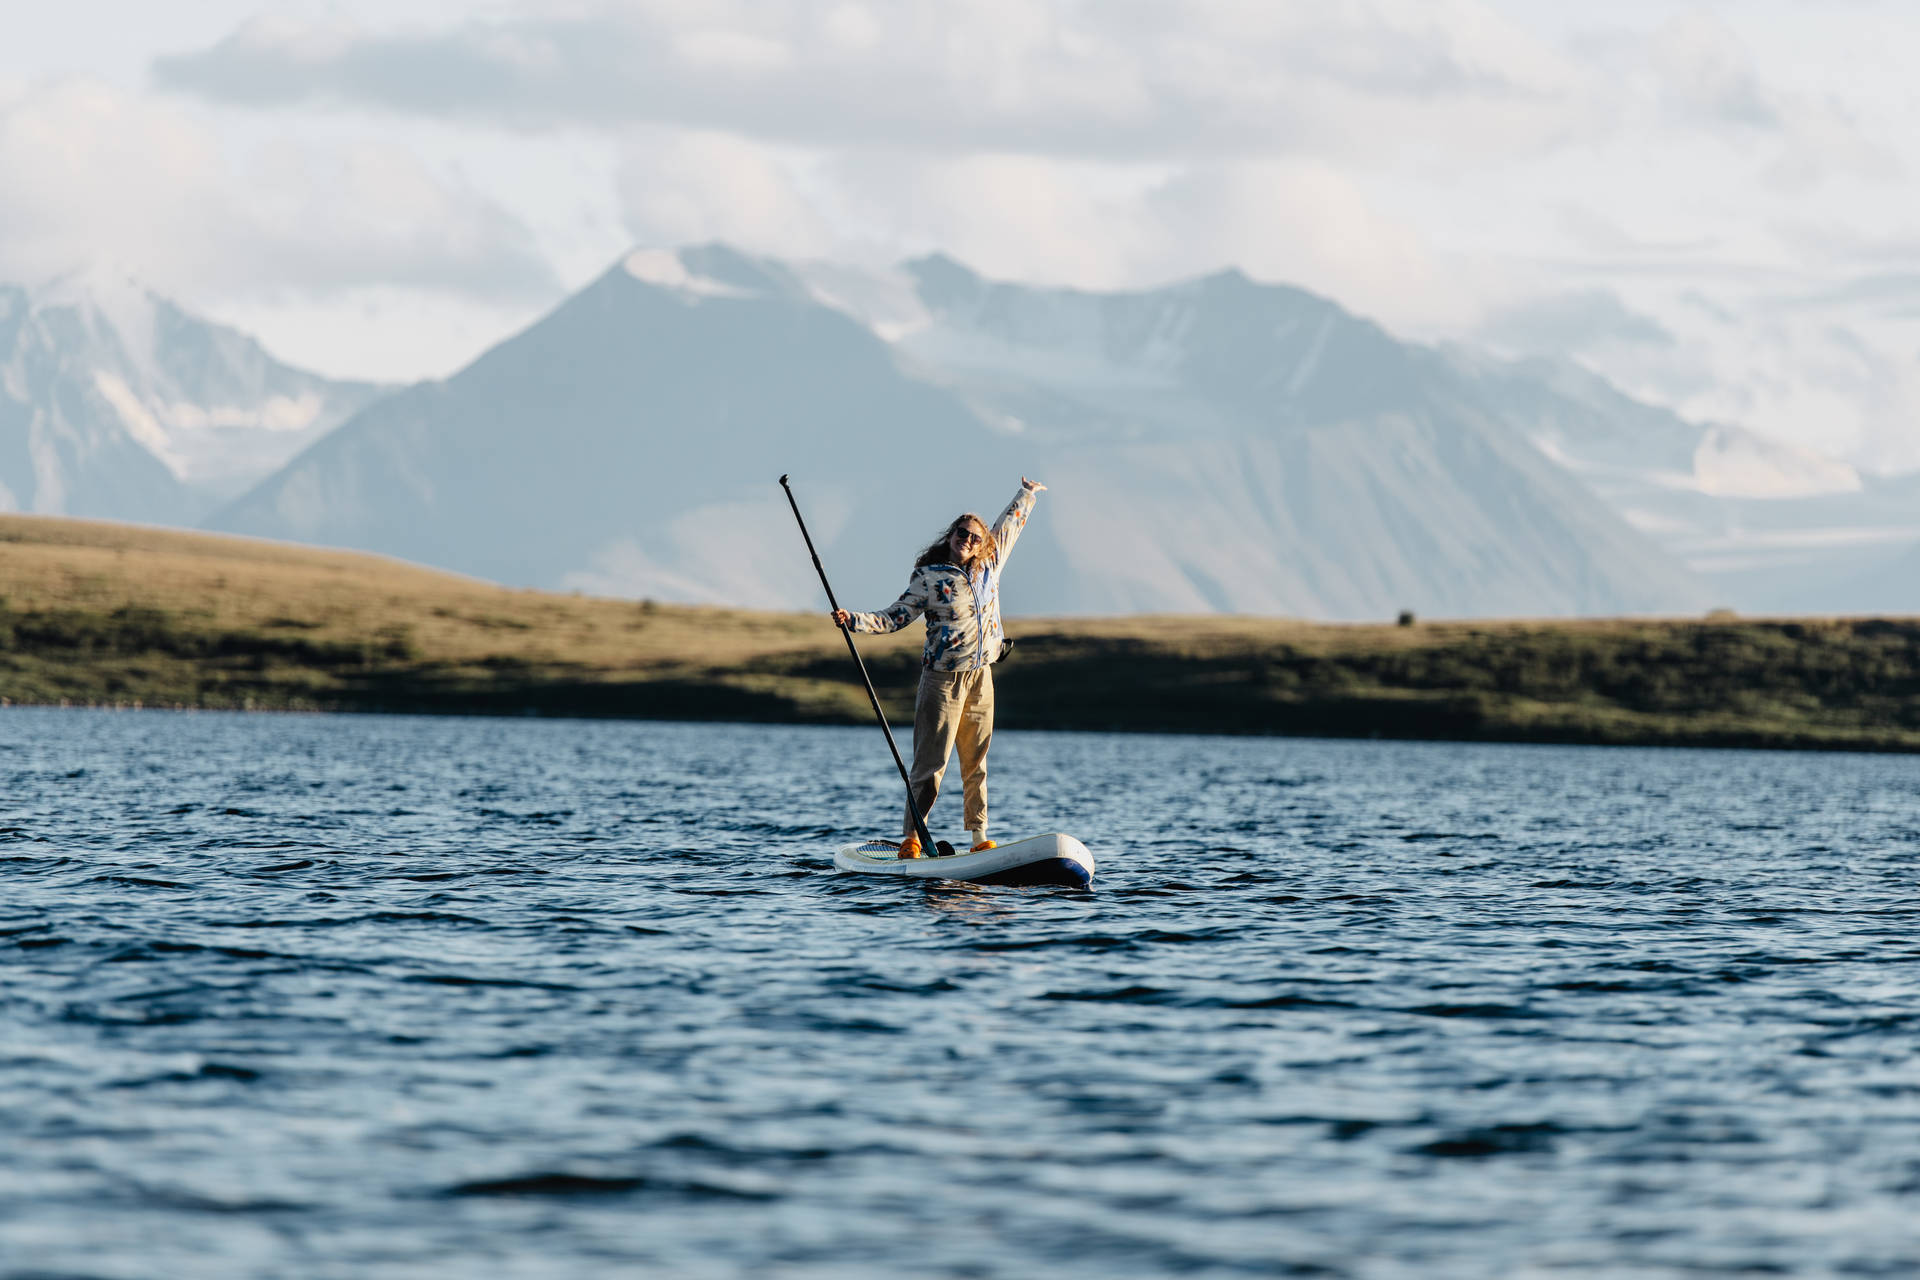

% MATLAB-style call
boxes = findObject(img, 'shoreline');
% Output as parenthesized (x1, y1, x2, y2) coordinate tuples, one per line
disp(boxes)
(4, 513, 1918, 756)
(5, 662, 1919, 756)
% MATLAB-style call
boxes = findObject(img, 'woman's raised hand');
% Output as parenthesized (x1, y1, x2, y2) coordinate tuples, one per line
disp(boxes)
(1022, 476, 1047, 491)
(831, 609, 852, 628)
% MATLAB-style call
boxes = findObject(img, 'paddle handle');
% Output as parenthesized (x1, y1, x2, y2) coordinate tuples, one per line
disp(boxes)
(779, 475, 938, 855)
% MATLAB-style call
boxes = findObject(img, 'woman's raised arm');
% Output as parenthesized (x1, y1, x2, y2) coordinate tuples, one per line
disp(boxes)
(991, 477, 1045, 562)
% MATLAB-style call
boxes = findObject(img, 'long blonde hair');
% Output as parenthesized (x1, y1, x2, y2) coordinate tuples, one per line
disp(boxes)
(914, 513, 997, 569)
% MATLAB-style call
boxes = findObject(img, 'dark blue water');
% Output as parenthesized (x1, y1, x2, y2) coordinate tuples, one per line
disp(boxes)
(5, 708, 1920, 1278)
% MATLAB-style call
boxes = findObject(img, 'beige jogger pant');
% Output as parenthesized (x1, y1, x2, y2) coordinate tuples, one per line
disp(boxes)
(904, 665, 994, 838)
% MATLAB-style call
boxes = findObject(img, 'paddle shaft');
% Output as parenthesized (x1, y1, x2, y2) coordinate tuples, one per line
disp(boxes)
(778, 475, 939, 854)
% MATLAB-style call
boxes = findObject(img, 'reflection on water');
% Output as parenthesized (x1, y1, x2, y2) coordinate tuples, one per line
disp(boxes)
(922, 879, 1026, 922)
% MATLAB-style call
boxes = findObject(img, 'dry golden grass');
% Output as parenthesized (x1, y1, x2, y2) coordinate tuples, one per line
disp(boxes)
(0, 513, 914, 670)
(0, 514, 917, 717)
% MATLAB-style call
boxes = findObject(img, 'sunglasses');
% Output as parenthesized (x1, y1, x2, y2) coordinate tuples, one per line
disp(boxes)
(951, 528, 984, 545)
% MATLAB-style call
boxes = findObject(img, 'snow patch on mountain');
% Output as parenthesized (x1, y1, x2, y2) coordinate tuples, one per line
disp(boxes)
(793, 257, 1187, 392)
(92, 371, 174, 460)
(793, 261, 932, 342)
(1285, 313, 1335, 396)
(1529, 433, 1702, 494)
(622, 249, 758, 300)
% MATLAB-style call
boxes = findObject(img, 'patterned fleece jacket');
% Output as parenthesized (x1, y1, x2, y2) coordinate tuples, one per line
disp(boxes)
(847, 482, 1039, 671)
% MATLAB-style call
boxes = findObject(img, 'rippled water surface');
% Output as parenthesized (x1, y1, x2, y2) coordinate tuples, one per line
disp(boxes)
(5, 708, 1920, 1278)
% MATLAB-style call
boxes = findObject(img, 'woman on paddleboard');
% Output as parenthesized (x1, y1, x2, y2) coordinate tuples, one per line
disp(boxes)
(832, 477, 1046, 859)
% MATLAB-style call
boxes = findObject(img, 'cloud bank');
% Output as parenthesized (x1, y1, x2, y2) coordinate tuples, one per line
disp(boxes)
(0, 76, 557, 304)
(13, 0, 1917, 465)
(152, 2, 1580, 160)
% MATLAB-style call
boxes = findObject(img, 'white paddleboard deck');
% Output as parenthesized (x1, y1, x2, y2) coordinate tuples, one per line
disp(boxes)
(834, 832, 1094, 888)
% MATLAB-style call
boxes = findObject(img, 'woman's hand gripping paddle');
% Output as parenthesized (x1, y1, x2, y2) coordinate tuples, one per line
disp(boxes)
(779, 475, 954, 859)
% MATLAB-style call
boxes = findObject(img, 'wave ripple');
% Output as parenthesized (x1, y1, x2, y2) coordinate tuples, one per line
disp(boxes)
(4, 710, 1920, 1278)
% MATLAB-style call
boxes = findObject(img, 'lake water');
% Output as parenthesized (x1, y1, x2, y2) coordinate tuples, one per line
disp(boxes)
(4, 708, 1919, 1278)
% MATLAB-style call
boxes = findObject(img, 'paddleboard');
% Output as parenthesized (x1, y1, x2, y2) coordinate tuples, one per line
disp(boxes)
(834, 833, 1094, 888)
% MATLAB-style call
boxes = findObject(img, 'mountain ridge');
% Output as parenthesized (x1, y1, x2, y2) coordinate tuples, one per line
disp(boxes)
(13, 246, 1907, 620)
(209, 244, 1712, 620)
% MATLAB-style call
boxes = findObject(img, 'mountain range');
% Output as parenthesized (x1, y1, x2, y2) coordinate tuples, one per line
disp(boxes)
(0, 266, 382, 525)
(5, 249, 1913, 620)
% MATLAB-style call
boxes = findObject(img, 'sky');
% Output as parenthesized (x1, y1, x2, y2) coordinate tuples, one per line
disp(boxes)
(5, 0, 1919, 472)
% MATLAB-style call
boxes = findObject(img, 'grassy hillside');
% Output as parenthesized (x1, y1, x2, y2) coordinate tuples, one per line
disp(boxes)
(4, 514, 1919, 751)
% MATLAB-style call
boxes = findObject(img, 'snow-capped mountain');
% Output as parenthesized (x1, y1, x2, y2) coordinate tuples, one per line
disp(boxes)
(0, 267, 386, 523)
(210, 245, 1714, 620)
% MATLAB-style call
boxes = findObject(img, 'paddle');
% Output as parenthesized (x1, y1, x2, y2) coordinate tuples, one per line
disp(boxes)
(779, 475, 953, 859)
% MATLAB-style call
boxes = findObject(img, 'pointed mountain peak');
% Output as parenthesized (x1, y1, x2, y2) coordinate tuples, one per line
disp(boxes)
(619, 246, 760, 299)
(613, 243, 809, 305)
(1196, 265, 1252, 287)
(31, 260, 160, 313)
(19, 261, 168, 388)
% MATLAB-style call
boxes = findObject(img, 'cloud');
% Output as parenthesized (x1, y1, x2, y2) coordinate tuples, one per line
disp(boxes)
(819, 150, 1158, 288)
(152, 1, 1580, 162)
(1570, 13, 1893, 189)
(1785, 268, 1920, 318)
(0, 76, 557, 306)
(0, 77, 221, 283)
(238, 137, 560, 301)
(617, 129, 834, 259)
(610, 139, 1456, 331)
(1478, 286, 1717, 405)
(1481, 289, 1675, 355)
(1146, 160, 1458, 328)
(120, 1, 1920, 472)
(1644, 13, 1780, 131)
(1483, 269, 1920, 472)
